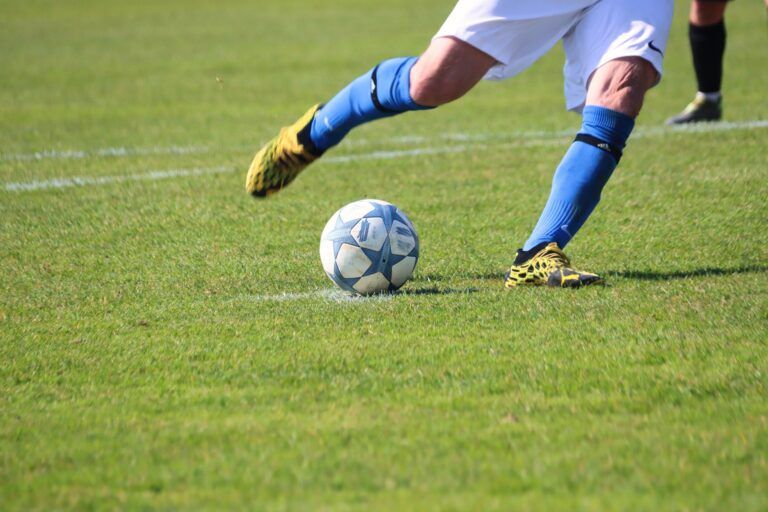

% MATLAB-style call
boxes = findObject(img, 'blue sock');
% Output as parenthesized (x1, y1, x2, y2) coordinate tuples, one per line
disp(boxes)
(523, 106, 635, 251)
(308, 57, 432, 152)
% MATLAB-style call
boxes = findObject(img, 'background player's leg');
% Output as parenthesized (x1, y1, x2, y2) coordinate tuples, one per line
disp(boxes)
(309, 37, 496, 152)
(690, 1, 727, 96)
(522, 57, 656, 252)
(667, 0, 727, 124)
(690, 0, 728, 25)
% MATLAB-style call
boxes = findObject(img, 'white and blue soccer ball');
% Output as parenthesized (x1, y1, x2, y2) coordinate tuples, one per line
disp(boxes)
(320, 199, 419, 295)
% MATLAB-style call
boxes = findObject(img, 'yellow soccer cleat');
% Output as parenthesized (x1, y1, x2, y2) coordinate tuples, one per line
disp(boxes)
(504, 242, 604, 289)
(245, 104, 323, 197)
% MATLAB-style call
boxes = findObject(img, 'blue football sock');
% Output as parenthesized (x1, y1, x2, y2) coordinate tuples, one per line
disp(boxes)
(308, 57, 432, 152)
(523, 106, 635, 251)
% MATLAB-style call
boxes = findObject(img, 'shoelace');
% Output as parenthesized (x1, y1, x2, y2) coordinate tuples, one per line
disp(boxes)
(538, 247, 571, 271)
(270, 132, 306, 172)
(263, 141, 297, 189)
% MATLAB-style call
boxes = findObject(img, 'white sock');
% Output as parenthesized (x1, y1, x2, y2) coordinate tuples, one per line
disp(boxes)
(696, 91, 722, 103)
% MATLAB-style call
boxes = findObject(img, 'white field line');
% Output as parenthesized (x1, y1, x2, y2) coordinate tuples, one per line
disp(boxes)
(3, 119, 766, 193)
(3, 119, 766, 164)
(1, 145, 209, 162)
(4, 166, 231, 192)
(1, 141, 561, 192)
(233, 289, 393, 303)
(323, 144, 473, 164)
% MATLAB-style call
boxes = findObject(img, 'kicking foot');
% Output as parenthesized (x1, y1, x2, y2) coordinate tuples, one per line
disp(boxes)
(504, 242, 604, 289)
(245, 104, 323, 197)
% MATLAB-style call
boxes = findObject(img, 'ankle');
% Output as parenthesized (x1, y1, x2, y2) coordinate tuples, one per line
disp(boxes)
(515, 241, 550, 264)
(298, 116, 324, 156)
(696, 91, 722, 103)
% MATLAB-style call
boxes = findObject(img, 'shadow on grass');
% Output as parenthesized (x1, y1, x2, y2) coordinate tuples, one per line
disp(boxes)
(418, 265, 768, 284)
(606, 265, 768, 281)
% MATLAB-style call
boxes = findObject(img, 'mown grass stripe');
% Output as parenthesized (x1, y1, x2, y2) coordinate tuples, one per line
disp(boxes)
(3, 120, 766, 193)
(2, 119, 765, 163)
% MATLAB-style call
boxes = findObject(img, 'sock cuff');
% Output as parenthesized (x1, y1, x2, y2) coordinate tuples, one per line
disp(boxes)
(375, 57, 433, 112)
(580, 105, 635, 148)
(697, 91, 722, 102)
(516, 241, 550, 262)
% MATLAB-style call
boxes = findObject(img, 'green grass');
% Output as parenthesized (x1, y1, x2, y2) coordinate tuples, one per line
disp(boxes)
(2, 0, 767, 510)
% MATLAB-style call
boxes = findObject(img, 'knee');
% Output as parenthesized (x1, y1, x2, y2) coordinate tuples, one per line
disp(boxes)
(408, 37, 496, 107)
(409, 59, 468, 107)
(690, 0, 727, 26)
(586, 57, 657, 118)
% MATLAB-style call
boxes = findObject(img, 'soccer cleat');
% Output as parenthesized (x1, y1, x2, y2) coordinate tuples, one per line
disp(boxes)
(504, 242, 604, 289)
(666, 94, 722, 125)
(245, 104, 323, 197)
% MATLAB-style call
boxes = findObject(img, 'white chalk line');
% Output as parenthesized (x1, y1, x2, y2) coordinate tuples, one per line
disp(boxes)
(323, 144, 474, 164)
(1, 145, 209, 162)
(233, 288, 393, 303)
(4, 166, 231, 192)
(232, 286, 479, 303)
(3, 119, 766, 164)
(3, 119, 766, 193)
(0, 140, 560, 192)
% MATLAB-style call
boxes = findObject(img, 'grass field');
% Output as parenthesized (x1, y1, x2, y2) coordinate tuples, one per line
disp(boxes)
(2, 0, 767, 509)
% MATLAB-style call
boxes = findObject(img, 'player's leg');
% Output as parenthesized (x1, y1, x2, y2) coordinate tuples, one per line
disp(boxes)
(526, 58, 654, 249)
(309, 37, 495, 151)
(667, 0, 729, 125)
(505, 0, 672, 289)
(505, 58, 657, 288)
(245, 37, 496, 197)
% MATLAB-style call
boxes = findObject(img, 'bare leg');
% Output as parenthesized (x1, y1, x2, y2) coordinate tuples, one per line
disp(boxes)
(410, 37, 498, 106)
(586, 57, 658, 118)
(690, 0, 727, 26)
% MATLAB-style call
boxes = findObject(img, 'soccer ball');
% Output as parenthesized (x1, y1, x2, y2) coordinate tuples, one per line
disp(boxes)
(320, 199, 419, 295)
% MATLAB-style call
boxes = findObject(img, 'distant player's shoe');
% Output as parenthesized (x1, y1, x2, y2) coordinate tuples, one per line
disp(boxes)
(504, 242, 604, 289)
(666, 94, 722, 125)
(245, 104, 323, 197)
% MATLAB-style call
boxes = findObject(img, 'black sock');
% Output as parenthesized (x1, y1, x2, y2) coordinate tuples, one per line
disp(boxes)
(514, 242, 550, 265)
(689, 20, 726, 94)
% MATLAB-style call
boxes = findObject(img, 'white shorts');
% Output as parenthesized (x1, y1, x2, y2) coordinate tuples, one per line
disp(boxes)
(434, 0, 673, 111)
